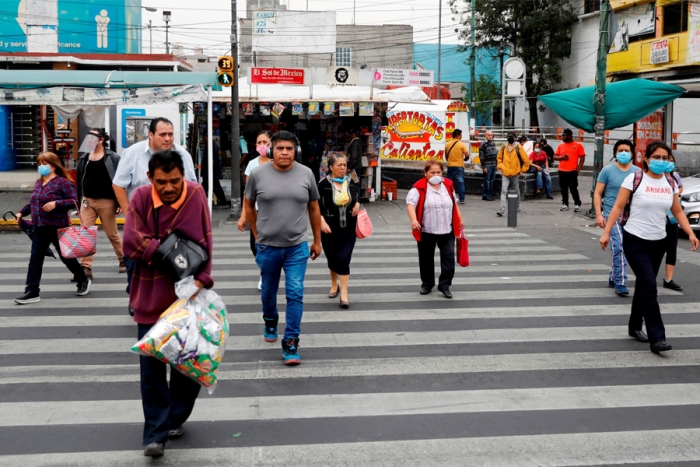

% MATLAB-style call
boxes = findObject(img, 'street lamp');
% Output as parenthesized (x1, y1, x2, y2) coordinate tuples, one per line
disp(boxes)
(163, 10, 171, 54)
(142, 7, 157, 54)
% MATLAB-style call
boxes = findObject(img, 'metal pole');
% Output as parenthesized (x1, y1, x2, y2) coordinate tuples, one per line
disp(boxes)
(437, 0, 442, 99)
(507, 189, 518, 227)
(228, 0, 242, 221)
(207, 85, 213, 213)
(589, 0, 609, 216)
(149, 20, 152, 54)
(501, 62, 505, 131)
(469, 0, 476, 109)
(165, 21, 169, 54)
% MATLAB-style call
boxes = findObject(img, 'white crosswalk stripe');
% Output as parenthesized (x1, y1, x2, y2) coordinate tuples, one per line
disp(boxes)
(0, 224, 698, 465)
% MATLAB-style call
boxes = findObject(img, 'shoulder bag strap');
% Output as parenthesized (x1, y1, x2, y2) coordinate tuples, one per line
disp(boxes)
(446, 141, 459, 160)
(153, 205, 159, 240)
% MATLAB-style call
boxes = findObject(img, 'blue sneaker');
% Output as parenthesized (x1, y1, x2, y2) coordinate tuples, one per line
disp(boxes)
(263, 317, 278, 343)
(282, 337, 301, 366)
(615, 285, 629, 296)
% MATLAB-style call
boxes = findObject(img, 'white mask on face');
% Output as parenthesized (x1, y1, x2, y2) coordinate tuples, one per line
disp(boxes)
(534, 148, 541, 153)
(428, 175, 443, 185)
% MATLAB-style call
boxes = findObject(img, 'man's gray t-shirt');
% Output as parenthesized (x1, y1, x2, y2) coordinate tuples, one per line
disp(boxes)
(245, 162, 320, 247)
(598, 163, 640, 217)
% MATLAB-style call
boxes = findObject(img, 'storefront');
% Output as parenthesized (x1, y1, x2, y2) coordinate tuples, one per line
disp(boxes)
(190, 81, 430, 201)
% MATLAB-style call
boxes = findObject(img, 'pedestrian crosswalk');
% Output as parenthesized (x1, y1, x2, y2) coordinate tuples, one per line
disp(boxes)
(1, 224, 699, 465)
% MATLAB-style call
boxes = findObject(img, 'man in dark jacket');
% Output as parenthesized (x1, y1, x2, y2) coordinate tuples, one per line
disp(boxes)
(479, 130, 498, 201)
(346, 129, 363, 175)
(200, 133, 229, 208)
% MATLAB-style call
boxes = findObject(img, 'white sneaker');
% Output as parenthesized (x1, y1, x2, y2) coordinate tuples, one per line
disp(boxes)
(257, 277, 262, 291)
(574, 205, 581, 212)
(560, 205, 569, 211)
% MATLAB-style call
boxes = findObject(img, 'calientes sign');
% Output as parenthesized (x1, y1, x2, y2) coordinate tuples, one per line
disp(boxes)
(250, 67, 306, 85)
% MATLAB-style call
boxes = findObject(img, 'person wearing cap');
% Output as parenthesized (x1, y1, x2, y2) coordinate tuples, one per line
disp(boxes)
(496, 131, 530, 217)
(554, 129, 586, 212)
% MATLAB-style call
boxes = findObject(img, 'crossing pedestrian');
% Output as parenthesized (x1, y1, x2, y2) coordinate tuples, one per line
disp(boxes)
(75, 128, 124, 282)
(238, 130, 272, 291)
(600, 141, 698, 354)
(496, 131, 530, 217)
(529, 141, 553, 198)
(123, 149, 214, 458)
(662, 153, 684, 291)
(555, 129, 586, 212)
(479, 130, 498, 201)
(318, 153, 360, 308)
(445, 129, 469, 204)
(14, 152, 90, 304)
(200, 133, 229, 208)
(112, 117, 197, 316)
(406, 160, 465, 299)
(594, 139, 640, 297)
(244, 130, 322, 365)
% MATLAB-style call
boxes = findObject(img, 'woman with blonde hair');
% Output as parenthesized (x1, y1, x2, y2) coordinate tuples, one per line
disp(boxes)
(14, 152, 90, 304)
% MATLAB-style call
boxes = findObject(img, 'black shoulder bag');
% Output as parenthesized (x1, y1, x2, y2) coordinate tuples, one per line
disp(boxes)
(152, 207, 209, 281)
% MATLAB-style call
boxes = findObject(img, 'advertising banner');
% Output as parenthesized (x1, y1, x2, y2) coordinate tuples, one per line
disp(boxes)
(327, 67, 359, 87)
(609, 2, 656, 53)
(250, 67, 306, 85)
(688, 3, 700, 62)
(633, 109, 664, 168)
(650, 39, 669, 64)
(0, 85, 207, 106)
(373, 69, 434, 87)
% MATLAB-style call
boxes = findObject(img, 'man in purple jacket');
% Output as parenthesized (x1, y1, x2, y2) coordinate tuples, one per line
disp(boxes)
(123, 150, 213, 458)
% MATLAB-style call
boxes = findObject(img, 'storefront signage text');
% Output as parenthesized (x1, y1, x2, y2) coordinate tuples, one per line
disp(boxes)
(382, 111, 453, 161)
(634, 110, 664, 167)
(650, 39, 669, 65)
(250, 67, 305, 85)
(374, 68, 434, 87)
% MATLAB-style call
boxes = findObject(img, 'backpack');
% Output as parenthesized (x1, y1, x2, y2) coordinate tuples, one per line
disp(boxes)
(619, 171, 676, 226)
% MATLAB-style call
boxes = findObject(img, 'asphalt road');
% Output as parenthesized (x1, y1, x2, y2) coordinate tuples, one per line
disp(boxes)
(1, 200, 700, 466)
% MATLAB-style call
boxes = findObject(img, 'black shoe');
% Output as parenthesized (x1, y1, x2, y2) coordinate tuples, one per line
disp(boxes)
(168, 425, 184, 439)
(482, 197, 490, 201)
(143, 442, 164, 457)
(71, 266, 93, 282)
(437, 286, 452, 299)
(663, 279, 683, 291)
(76, 279, 91, 296)
(628, 330, 649, 343)
(546, 195, 554, 200)
(128, 306, 135, 317)
(650, 341, 672, 354)
(14, 290, 40, 305)
(420, 285, 433, 295)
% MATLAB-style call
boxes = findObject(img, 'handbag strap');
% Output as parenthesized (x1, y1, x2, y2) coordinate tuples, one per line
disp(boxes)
(153, 206, 159, 240)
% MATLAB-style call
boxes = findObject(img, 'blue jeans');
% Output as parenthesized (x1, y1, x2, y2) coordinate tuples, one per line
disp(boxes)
(446, 166, 465, 202)
(606, 217, 628, 286)
(535, 170, 552, 195)
(138, 323, 201, 445)
(482, 166, 497, 199)
(255, 242, 310, 339)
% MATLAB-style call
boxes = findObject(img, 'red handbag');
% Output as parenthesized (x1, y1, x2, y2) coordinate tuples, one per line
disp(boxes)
(456, 229, 469, 267)
(57, 225, 98, 259)
(355, 205, 373, 239)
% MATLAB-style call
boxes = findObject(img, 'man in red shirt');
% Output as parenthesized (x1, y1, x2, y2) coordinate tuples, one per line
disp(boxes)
(554, 128, 586, 212)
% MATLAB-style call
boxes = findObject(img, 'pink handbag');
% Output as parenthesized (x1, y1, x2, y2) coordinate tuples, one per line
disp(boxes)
(57, 225, 98, 259)
(355, 206, 373, 239)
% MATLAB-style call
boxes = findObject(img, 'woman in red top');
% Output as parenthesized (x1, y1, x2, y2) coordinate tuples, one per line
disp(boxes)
(529, 142, 553, 199)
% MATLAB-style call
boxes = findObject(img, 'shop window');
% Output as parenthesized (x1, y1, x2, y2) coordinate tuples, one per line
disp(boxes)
(335, 47, 352, 67)
(584, 0, 600, 14)
(663, 1, 688, 35)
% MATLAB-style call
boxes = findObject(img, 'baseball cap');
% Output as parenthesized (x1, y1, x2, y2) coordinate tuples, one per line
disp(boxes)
(562, 129, 573, 136)
(507, 131, 517, 138)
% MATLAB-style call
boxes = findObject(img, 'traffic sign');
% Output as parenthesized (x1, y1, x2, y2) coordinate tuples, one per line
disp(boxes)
(217, 72, 234, 87)
(218, 56, 234, 71)
(217, 56, 234, 87)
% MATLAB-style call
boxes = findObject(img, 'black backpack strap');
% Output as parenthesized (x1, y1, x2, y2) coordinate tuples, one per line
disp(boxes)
(152, 205, 159, 240)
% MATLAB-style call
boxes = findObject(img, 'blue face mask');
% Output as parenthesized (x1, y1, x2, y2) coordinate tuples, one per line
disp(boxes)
(648, 160, 667, 175)
(665, 162, 675, 173)
(37, 165, 51, 177)
(616, 152, 632, 165)
(331, 176, 346, 183)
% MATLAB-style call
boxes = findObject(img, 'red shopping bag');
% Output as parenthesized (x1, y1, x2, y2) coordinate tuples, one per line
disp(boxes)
(456, 229, 469, 267)
(57, 225, 98, 259)
(355, 206, 373, 239)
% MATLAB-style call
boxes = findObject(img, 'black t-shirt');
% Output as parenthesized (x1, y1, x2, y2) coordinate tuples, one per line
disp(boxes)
(82, 157, 115, 200)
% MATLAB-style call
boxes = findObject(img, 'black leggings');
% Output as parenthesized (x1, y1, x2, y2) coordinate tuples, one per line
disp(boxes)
(665, 222, 678, 266)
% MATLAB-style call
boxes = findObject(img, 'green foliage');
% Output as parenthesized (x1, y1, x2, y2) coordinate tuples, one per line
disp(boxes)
(450, 0, 579, 125)
(464, 75, 501, 124)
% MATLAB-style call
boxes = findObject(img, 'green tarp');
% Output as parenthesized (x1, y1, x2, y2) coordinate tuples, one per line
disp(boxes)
(538, 79, 685, 132)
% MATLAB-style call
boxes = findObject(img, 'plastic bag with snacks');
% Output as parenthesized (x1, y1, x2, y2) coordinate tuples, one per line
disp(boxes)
(131, 276, 229, 394)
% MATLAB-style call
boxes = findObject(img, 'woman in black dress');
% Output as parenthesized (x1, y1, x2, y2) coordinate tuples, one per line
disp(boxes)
(319, 153, 360, 308)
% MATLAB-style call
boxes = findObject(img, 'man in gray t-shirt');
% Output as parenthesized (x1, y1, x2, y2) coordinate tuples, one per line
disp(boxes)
(244, 131, 322, 366)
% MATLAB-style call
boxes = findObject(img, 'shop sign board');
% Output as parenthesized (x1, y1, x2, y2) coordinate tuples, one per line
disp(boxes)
(373, 68, 434, 87)
(689, 4, 700, 62)
(250, 67, 306, 85)
(381, 102, 469, 162)
(252, 10, 336, 54)
(650, 39, 669, 65)
(633, 109, 664, 168)
(327, 67, 359, 87)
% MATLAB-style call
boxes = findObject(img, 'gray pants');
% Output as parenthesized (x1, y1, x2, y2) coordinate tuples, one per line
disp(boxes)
(500, 175, 520, 213)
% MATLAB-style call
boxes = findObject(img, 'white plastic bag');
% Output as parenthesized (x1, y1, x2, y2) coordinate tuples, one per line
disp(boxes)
(131, 276, 230, 394)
